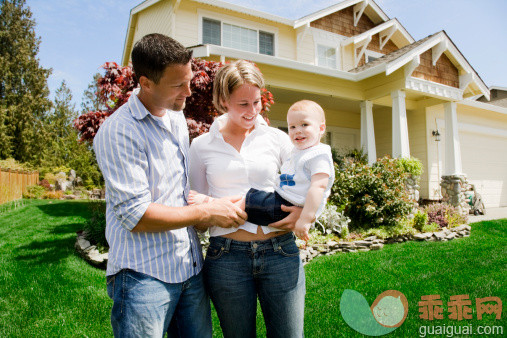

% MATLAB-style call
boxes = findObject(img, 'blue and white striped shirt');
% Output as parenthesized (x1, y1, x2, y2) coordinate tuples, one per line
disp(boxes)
(94, 88, 203, 283)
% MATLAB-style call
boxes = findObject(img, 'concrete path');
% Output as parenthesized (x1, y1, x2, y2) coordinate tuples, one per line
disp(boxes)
(468, 207, 507, 223)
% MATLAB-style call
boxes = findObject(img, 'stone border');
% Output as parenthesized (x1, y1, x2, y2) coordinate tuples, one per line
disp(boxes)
(300, 224, 471, 265)
(75, 224, 471, 268)
(75, 231, 108, 269)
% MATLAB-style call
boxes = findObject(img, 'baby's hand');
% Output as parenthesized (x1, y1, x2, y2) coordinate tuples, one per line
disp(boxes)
(294, 219, 310, 241)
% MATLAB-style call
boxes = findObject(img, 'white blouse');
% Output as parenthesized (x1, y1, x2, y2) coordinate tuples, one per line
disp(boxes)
(188, 113, 293, 237)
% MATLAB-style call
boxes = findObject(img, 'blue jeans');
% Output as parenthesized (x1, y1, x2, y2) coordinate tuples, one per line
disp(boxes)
(204, 232, 305, 338)
(106, 269, 211, 338)
(244, 188, 294, 226)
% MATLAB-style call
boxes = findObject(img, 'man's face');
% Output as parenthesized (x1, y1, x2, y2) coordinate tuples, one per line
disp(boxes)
(149, 61, 193, 112)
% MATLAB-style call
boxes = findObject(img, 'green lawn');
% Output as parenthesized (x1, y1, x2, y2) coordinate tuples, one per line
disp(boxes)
(0, 200, 505, 337)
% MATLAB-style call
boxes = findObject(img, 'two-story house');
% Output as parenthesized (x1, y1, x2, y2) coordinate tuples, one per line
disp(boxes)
(121, 0, 507, 208)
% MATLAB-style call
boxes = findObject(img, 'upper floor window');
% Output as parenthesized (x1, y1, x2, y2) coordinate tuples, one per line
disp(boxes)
(202, 17, 275, 56)
(365, 50, 384, 63)
(317, 45, 336, 69)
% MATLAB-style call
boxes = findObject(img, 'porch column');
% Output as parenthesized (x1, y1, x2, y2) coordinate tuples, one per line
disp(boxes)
(391, 90, 410, 158)
(360, 100, 377, 164)
(443, 101, 463, 175)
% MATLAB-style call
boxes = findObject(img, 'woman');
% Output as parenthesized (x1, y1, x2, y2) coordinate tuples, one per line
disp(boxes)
(188, 60, 305, 337)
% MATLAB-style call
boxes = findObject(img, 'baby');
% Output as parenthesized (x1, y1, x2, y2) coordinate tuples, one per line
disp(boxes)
(189, 100, 335, 241)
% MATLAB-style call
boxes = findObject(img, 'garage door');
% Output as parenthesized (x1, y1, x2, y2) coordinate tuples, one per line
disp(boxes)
(460, 131, 507, 207)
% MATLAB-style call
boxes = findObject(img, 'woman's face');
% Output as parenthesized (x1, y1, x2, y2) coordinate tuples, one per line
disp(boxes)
(223, 83, 262, 131)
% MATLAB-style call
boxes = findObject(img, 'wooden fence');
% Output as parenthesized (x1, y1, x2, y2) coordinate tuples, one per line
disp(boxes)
(0, 168, 39, 204)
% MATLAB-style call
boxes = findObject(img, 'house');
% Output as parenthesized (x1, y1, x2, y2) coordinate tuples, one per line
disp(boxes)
(121, 0, 507, 208)
(476, 86, 507, 108)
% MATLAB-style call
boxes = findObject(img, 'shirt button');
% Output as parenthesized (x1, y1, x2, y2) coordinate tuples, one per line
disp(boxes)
(252, 243, 258, 249)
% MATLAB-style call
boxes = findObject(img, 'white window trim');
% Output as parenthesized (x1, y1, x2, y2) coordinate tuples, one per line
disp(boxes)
(198, 9, 278, 57)
(316, 44, 338, 69)
(310, 27, 344, 70)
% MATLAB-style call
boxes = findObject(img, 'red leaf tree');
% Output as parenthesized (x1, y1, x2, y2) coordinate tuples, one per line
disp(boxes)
(74, 59, 275, 143)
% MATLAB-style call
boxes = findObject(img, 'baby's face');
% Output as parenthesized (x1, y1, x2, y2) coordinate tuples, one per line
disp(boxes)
(287, 109, 325, 150)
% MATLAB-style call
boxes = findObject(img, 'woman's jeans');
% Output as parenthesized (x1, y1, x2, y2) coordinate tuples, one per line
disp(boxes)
(203, 232, 305, 338)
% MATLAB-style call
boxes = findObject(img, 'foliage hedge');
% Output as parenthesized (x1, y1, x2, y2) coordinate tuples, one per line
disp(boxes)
(83, 200, 108, 248)
(329, 155, 413, 231)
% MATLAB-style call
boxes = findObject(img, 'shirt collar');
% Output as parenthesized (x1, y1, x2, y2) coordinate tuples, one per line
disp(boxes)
(128, 88, 151, 120)
(209, 113, 268, 139)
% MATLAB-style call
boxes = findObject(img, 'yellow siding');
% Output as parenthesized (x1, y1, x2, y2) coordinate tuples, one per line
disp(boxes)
(296, 29, 315, 64)
(174, 1, 296, 59)
(132, 1, 175, 48)
(373, 108, 392, 158)
(407, 108, 428, 198)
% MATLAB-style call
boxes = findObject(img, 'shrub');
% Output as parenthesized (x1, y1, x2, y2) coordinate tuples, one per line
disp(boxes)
(329, 156, 413, 231)
(412, 210, 429, 232)
(362, 217, 416, 239)
(423, 203, 467, 228)
(38, 179, 51, 190)
(23, 185, 46, 199)
(43, 172, 57, 184)
(42, 190, 64, 199)
(316, 204, 350, 238)
(83, 201, 107, 248)
(331, 148, 367, 169)
(0, 158, 35, 171)
(422, 222, 440, 233)
(396, 156, 423, 177)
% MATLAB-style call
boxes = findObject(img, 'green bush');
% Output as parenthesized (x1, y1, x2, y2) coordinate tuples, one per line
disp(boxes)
(396, 156, 423, 177)
(0, 158, 35, 171)
(362, 217, 416, 239)
(329, 156, 413, 231)
(23, 185, 46, 199)
(412, 210, 429, 232)
(83, 201, 108, 248)
(422, 222, 440, 233)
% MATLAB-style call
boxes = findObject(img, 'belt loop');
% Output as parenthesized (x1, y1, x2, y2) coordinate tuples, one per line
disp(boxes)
(224, 238, 232, 253)
(271, 237, 279, 251)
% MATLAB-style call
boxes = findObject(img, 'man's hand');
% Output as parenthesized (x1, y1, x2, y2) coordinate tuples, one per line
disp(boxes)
(200, 197, 247, 228)
(268, 205, 303, 230)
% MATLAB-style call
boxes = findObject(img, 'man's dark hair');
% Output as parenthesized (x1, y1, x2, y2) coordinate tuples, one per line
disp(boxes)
(131, 33, 193, 84)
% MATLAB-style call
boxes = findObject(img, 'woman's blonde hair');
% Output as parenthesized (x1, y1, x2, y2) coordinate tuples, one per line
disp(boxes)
(213, 60, 265, 114)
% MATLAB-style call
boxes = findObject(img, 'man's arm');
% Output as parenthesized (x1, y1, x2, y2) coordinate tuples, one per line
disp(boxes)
(133, 198, 247, 232)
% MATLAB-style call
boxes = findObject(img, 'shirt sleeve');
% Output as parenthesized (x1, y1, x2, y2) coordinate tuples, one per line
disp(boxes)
(306, 154, 334, 177)
(94, 118, 151, 231)
(188, 137, 209, 195)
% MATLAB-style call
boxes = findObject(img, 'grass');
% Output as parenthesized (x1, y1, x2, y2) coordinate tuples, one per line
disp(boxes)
(0, 200, 505, 337)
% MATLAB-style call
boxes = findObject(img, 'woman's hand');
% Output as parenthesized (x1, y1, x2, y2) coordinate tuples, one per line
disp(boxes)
(268, 205, 303, 230)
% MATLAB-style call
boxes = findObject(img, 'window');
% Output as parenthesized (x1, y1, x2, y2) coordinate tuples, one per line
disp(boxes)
(365, 50, 383, 63)
(202, 18, 275, 56)
(317, 45, 336, 69)
(259, 31, 274, 56)
(202, 18, 221, 46)
(366, 55, 378, 63)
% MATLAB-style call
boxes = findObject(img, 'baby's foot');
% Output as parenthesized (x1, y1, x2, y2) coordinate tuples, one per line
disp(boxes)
(188, 190, 214, 205)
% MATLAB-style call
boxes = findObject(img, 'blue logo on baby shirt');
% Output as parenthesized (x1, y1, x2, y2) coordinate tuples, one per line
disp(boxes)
(279, 174, 295, 188)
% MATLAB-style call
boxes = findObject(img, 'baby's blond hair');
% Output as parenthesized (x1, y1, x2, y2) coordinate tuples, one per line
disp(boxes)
(288, 100, 326, 124)
(213, 60, 265, 114)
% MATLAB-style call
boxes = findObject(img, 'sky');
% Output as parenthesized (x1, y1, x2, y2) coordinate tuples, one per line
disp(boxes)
(26, 0, 507, 108)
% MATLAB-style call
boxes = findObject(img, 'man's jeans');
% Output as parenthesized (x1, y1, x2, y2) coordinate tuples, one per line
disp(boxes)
(203, 232, 305, 338)
(106, 269, 211, 337)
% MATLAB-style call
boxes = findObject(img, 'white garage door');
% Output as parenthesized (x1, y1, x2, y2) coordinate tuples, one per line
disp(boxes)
(460, 131, 507, 207)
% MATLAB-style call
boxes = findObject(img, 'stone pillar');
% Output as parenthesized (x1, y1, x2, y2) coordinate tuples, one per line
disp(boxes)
(440, 175, 471, 215)
(391, 90, 410, 158)
(360, 100, 377, 165)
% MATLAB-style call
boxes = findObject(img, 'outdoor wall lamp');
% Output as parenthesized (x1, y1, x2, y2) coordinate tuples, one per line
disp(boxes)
(432, 130, 441, 142)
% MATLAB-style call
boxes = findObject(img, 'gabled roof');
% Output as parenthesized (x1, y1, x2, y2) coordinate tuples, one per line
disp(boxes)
(294, 0, 389, 28)
(349, 31, 489, 99)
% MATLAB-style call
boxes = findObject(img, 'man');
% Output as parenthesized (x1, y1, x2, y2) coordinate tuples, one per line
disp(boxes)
(94, 33, 247, 337)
